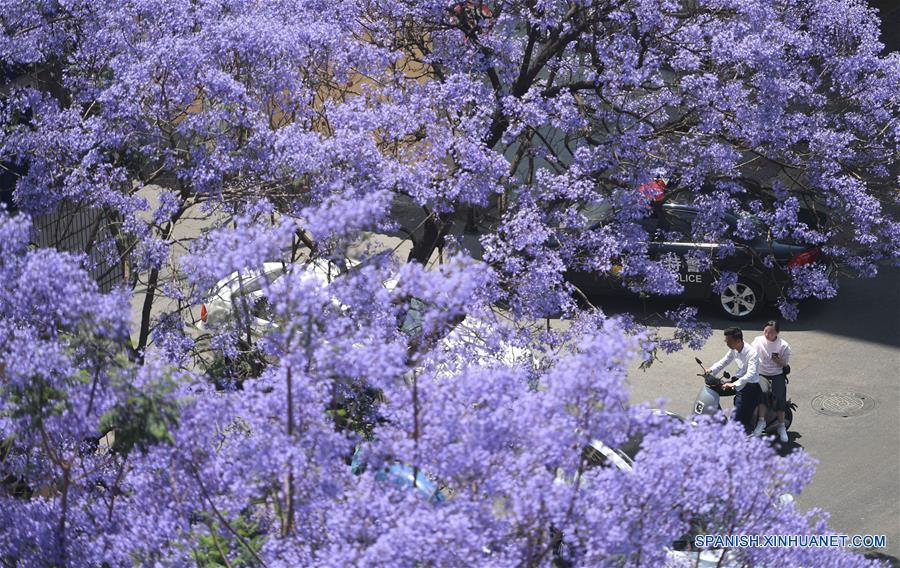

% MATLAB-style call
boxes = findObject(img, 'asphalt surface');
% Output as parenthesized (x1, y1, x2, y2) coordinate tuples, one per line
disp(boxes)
(603, 266, 900, 563)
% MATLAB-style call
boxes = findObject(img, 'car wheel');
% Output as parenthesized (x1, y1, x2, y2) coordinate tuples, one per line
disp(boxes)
(717, 279, 763, 320)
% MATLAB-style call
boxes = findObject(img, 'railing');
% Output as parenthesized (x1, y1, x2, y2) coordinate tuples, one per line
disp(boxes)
(32, 201, 126, 293)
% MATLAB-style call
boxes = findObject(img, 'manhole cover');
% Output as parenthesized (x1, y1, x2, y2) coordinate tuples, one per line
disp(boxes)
(810, 393, 876, 417)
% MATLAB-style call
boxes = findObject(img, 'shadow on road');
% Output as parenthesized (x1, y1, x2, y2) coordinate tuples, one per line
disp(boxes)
(775, 431, 804, 458)
(582, 266, 900, 349)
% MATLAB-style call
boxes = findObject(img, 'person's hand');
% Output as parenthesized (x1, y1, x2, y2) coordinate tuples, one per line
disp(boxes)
(722, 382, 735, 390)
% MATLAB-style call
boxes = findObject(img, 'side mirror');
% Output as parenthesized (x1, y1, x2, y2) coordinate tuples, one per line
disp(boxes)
(722, 371, 731, 380)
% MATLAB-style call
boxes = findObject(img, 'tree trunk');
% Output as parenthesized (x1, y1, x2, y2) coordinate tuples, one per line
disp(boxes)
(407, 214, 453, 265)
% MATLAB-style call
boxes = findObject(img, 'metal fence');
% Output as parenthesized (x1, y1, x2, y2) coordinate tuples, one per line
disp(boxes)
(32, 201, 126, 293)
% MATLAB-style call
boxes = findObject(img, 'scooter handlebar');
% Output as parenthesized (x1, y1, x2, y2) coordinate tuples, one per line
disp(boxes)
(699, 372, 720, 386)
(699, 373, 734, 395)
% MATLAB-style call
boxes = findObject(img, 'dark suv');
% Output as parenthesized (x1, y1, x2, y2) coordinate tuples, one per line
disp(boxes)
(565, 203, 832, 320)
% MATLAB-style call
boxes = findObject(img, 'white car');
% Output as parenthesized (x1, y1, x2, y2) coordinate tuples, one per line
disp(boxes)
(564, 411, 765, 568)
(196, 258, 351, 334)
(196, 257, 535, 366)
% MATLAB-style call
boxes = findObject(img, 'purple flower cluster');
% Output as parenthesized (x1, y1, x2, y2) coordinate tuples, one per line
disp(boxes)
(1, 0, 897, 564)
(663, 306, 714, 352)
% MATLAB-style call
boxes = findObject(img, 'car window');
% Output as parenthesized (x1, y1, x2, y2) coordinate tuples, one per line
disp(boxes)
(660, 209, 695, 240)
(724, 213, 766, 243)
(579, 202, 612, 224)
(251, 296, 272, 320)
(616, 434, 643, 462)
(225, 267, 285, 319)
(581, 444, 609, 469)
(400, 298, 428, 335)
(659, 208, 768, 244)
(637, 216, 659, 236)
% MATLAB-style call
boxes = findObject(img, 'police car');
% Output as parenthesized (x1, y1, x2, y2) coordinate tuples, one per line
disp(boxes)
(565, 203, 832, 320)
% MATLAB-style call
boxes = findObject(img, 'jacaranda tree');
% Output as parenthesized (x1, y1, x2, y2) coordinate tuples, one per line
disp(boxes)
(0, 0, 897, 565)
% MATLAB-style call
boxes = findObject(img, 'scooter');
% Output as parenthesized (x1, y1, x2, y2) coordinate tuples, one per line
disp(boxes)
(691, 357, 795, 435)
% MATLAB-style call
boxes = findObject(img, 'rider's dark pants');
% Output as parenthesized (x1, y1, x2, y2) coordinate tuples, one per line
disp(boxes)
(767, 374, 788, 412)
(734, 382, 762, 433)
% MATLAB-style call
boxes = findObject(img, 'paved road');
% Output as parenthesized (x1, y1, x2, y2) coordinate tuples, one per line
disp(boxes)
(598, 267, 900, 562)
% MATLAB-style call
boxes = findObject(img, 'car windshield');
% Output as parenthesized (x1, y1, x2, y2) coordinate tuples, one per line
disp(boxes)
(216, 265, 285, 297)
(400, 298, 429, 335)
(581, 440, 636, 471)
(579, 202, 613, 225)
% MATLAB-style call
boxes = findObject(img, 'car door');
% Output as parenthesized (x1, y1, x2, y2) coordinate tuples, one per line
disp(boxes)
(564, 217, 658, 297)
(649, 208, 716, 301)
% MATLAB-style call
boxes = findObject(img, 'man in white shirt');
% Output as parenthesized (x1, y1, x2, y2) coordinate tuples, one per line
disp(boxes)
(751, 321, 792, 442)
(704, 327, 762, 434)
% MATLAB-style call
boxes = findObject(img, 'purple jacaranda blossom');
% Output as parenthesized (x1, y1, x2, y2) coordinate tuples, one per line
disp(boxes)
(777, 297, 802, 322)
(712, 271, 740, 295)
(1, 0, 897, 565)
(788, 264, 839, 300)
(663, 306, 714, 352)
(181, 208, 297, 294)
(0, 207, 883, 566)
(151, 311, 196, 365)
(300, 189, 394, 241)
(2, 0, 895, 315)
(133, 237, 170, 272)
(152, 191, 184, 227)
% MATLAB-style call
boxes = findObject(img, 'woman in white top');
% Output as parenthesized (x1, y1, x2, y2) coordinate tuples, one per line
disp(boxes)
(751, 320, 792, 442)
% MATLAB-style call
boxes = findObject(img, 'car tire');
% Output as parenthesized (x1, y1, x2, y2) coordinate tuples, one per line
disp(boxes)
(716, 278, 763, 320)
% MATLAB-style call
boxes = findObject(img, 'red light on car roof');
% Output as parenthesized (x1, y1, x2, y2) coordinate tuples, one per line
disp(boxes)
(200, 304, 207, 322)
(638, 179, 666, 203)
(787, 248, 820, 269)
